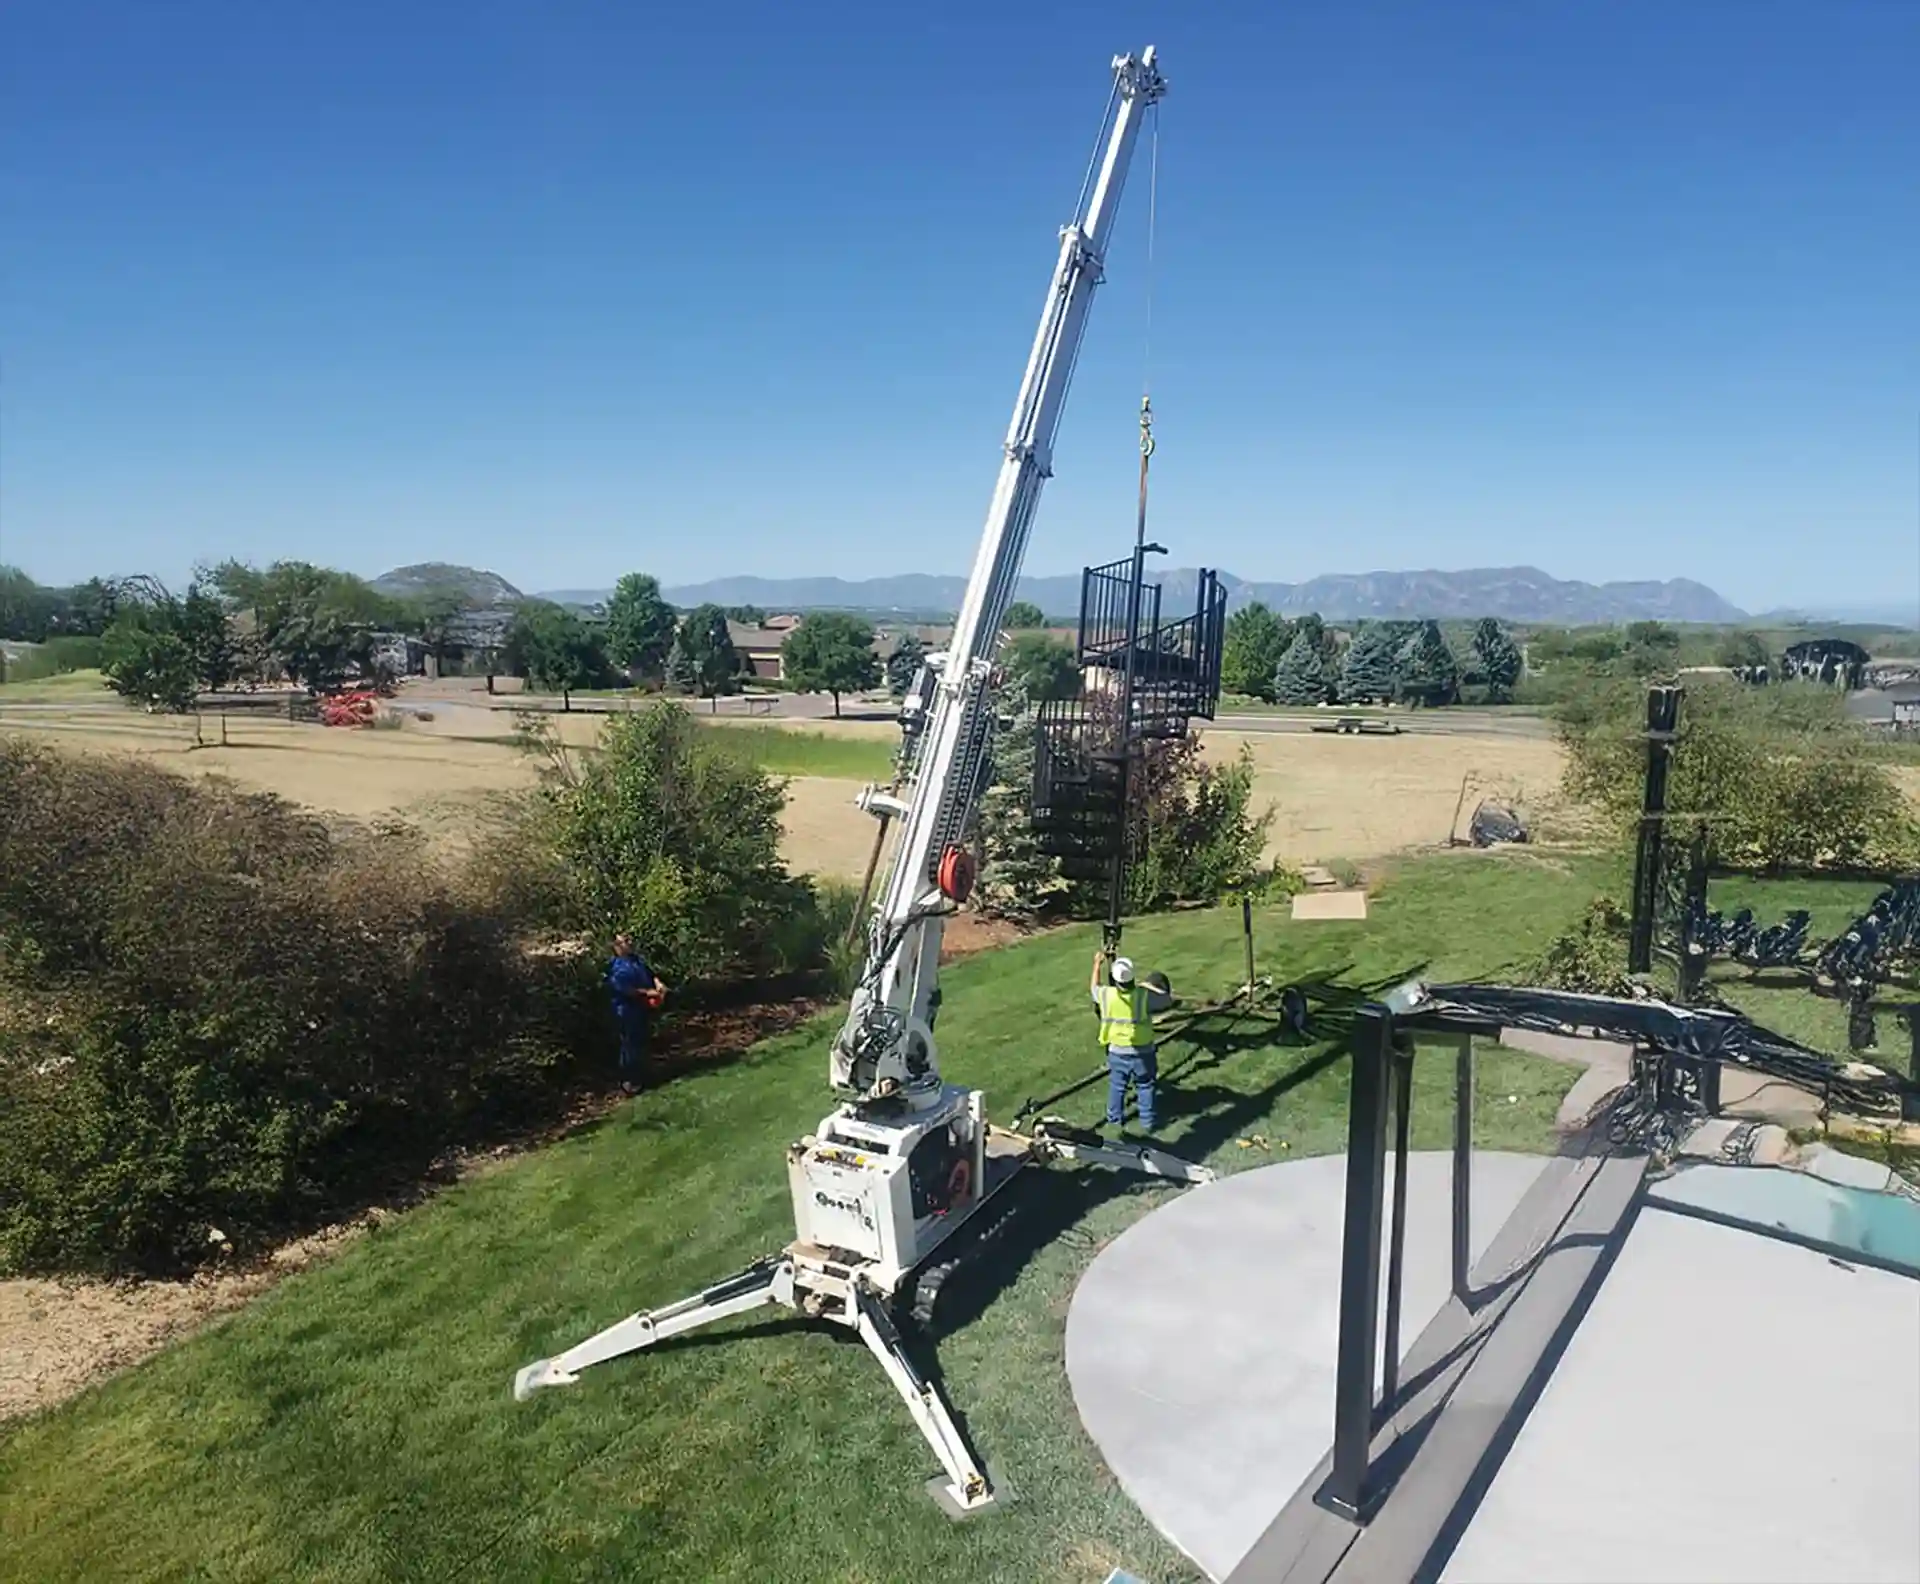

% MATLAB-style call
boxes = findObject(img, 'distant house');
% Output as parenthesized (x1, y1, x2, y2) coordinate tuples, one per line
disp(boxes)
(728, 621, 796, 681)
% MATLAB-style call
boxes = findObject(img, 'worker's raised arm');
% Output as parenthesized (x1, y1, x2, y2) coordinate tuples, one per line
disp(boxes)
(1090, 947, 1105, 995)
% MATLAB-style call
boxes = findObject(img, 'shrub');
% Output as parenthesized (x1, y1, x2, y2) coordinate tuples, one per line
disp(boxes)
(1523, 895, 1634, 995)
(1557, 676, 1918, 872)
(516, 703, 815, 985)
(0, 741, 587, 1276)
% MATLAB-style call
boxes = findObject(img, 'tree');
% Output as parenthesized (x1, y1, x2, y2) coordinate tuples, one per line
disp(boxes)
(1340, 622, 1404, 704)
(1271, 628, 1332, 705)
(506, 601, 607, 710)
(604, 573, 678, 681)
(724, 604, 767, 626)
(178, 584, 237, 691)
(102, 610, 198, 712)
(1003, 600, 1047, 630)
(1472, 617, 1523, 703)
(668, 604, 741, 706)
(1221, 602, 1291, 702)
(1716, 630, 1771, 672)
(1622, 620, 1681, 679)
(1001, 632, 1080, 701)
(0, 567, 60, 643)
(886, 634, 927, 699)
(398, 590, 466, 674)
(1397, 621, 1459, 706)
(782, 613, 880, 717)
(521, 703, 813, 984)
(1556, 676, 1917, 872)
(205, 561, 394, 691)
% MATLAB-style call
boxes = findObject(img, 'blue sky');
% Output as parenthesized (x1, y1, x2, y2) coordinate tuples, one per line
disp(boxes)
(3, 2, 1915, 618)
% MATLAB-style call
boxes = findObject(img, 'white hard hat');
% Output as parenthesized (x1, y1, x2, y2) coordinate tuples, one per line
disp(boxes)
(1110, 957, 1135, 984)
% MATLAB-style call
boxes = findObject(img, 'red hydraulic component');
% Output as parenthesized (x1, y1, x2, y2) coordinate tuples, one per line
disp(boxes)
(936, 845, 975, 903)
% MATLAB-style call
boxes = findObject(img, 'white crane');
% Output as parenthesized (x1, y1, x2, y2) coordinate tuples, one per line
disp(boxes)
(513, 46, 1208, 1518)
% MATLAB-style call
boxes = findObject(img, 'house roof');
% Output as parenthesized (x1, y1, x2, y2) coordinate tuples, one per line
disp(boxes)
(727, 622, 793, 651)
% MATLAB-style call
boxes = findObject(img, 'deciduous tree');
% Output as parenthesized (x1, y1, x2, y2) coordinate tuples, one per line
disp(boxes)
(1221, 602, 1291, 701)
(668, 604, 741, 705)
(1001, 632, 1080, 701)
(506, 601, 608, 710)
(782, 613, 881, 717)
(604, 573, 678, 681)
(1002, 600, 1047, 630)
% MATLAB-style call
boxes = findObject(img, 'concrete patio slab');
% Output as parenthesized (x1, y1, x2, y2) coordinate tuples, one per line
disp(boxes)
(1065, 1151, 1549, 1581)
(1440, 1207, 1920, 1584)
(1292, 891, 1369, 921)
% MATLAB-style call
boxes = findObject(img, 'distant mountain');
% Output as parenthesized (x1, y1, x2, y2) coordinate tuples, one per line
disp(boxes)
(652, 565, 1747, 624)
(373, 563, 523, 608)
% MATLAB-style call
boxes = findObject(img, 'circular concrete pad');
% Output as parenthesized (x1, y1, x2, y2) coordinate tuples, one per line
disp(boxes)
(1066, 1150, 1549, 1581)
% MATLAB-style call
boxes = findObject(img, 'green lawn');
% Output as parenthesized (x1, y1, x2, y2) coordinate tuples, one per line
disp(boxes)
(1686, 874, 1918, 1051)
(0, 851, 1607, 1584)
(696, 722, 898, 781)
(0, 666, 111, 702)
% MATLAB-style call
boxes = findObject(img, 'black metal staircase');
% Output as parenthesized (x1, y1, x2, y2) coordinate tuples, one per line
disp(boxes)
(1027, 563, 1228, 873)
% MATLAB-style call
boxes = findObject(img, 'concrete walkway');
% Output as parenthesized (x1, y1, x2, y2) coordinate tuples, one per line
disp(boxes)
(1065, 1151, 1550, 1581)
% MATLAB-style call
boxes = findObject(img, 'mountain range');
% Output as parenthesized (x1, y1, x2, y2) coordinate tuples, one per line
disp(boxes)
(374, 561, 1753, 625)
(644, 566, 1749, 624)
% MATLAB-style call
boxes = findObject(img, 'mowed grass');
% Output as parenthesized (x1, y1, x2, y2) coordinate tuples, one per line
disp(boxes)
(0, 666, 113, 703)
(696, 721, 898, 780)
(0, 851, 1606, 1584)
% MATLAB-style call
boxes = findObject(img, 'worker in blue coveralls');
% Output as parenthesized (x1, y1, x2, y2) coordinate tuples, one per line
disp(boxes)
(1091, 947, 1174, 1135)
(606, 933, 668, 1094)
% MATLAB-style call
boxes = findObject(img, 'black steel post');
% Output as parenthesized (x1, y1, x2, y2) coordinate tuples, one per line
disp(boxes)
(1242, 891, 1256, 1005)
(1380, 1040, 1414, 1409)
(1320, 1003, 1394, 1522)
(1906, 1011, 1920, 1123)
(1677, 828, 1710, 1003)
(1452, 1032, 1474, 1304)
(1628, 685, 1682, 974)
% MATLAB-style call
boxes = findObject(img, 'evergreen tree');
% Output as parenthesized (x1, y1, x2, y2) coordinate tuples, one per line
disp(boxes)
(1271, 628, 1332, 705)
(885, 634, 927, 699)
(669, 603, 741, 703)
(1220, 601, 1291, 701)
(1339, 621, 1403, 704)
(1397, 620, 1460, 706)
(1472, 617, 1523, 702)
(971, 685, 1072, 922)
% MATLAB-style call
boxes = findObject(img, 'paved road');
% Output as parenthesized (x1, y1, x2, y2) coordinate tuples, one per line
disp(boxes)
(0, 681, 1556, 740)
(397, 680, 1557, 739)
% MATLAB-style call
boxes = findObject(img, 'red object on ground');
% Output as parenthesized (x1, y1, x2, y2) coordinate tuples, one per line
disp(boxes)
(318, 690, 381, 728)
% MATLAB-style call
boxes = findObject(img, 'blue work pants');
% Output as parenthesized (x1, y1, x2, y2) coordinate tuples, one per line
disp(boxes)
(616, 1013, 649, 1084)
(1105, 1045, 1158, 1131)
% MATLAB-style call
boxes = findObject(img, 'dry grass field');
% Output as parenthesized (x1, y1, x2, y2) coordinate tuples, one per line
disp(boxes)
(0, 687, 1584, 876)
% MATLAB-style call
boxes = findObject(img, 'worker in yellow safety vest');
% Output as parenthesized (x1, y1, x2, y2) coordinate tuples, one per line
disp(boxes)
(1090, 948, 1173, 1135)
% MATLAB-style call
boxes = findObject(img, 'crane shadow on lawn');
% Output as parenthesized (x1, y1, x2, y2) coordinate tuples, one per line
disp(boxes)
(918, 963, 1426, 1342)
(617, 966, 1421, 1479)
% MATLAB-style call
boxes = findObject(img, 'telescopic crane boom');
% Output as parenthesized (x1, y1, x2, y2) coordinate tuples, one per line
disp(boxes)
(833, 46, 1166, 1104)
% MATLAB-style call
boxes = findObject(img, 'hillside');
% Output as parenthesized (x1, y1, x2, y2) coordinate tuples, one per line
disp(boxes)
(644, 565, 1747, 624)
(372, 563, 523, 608)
